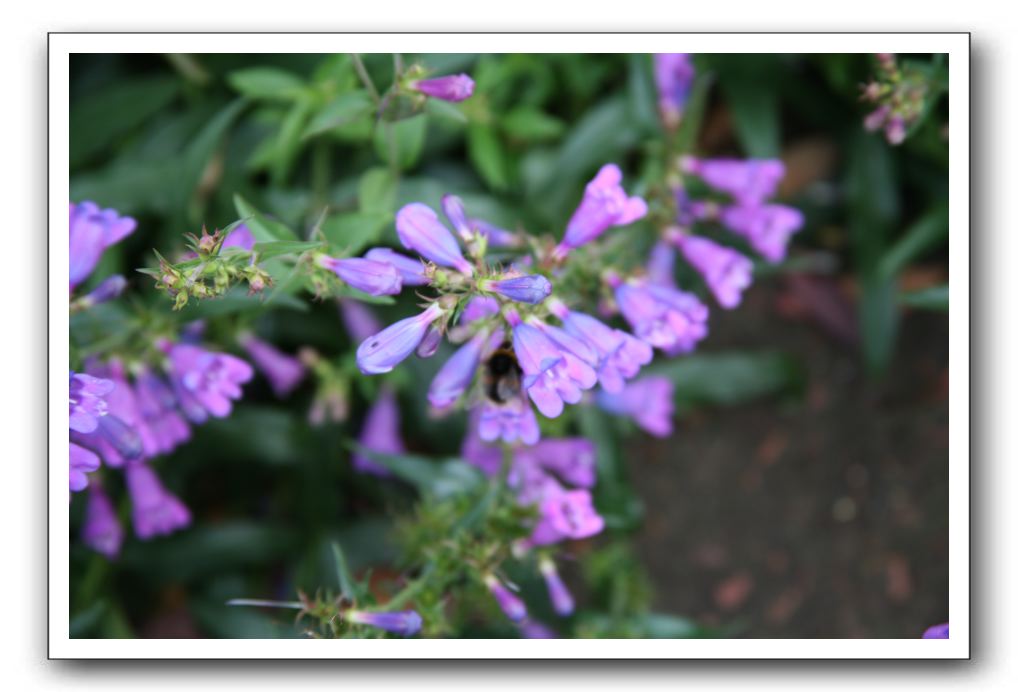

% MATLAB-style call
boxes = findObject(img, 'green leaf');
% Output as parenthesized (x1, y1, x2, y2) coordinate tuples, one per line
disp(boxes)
(879, 203, 949, 279)
(501, 107, 565, 142)
(320, 211, 391, 255)
(70, 600, 108, 638)
(233, 194, 299, 242)
(468, 123, 510, 190)
(722, 77, 780, 157)
(252, 240, 323, 261)
(649, 351, 803, 411)
(177, 98, 248, 226)
(70, 76, 180, 168)
(272, 99, 314, 184)
(347, 444, 484, 499)
(191, 601, 299, 639)
(331, 542, 357, 600)
(900, 284, 948, 311)
(358, 167, 398, 214)
(227, 67, 306, 101)
(174, 285, 308, 318)
(626, 53, 659, 135)
(641, 613, 700, 639)
(373, 114, 427, 170)
(425, 98, 469, 125)
(303, 90, 373, 139)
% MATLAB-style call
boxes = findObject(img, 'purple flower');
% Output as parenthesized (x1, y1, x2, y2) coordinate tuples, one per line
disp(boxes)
(555, 308, 652, 394)
(428, 330, 489, 409)
(597, 376, 675, 438)
(395, 203, 473, 275)
(520, 621, 557, 638)
(483, 274, 553, 305)
(239, 333, 306, 397)
(441, 194, 472, 240)
(529, 489, 605, 546)
(356, 303, 446, 375)
(69, 372, 114, 434)
(719, 204, 804, 263)
(682, 157, 785, 205)
(477, 397, 541, 446)
(615, 280, 709, 353)
(539, 558, 575, 616)
(339, 298, 383, 343)
(412, 73, 475, 102)
(460, 296, 500, 325)
(346, 609, 423, 637)
(922, 623, 949, 639)
(653, 53, 695, 127)
(864, 105, 891, 132)
(516, 438, 597, 489)
(166, 343, 254, 422)
(646, 240, 678, 289)
(82, 361, 148, 465)
(415, 324, 443, 358)
(484, 574, 527, 623)
(556, 164, 648, 255)
(470, 218, 520, 248)
(125, 463, 191, 539)
(353, 387, 404, 476)
(221, 224, 255, 251)
(133, 367, 191, 455)
(364, 248, 429, 286)
(886, 115, 907, 145)
(79, 275, 127, 307)
(81, 485, 124, 558)
(462, 414, 505, 476)
(511, 322, 596, 418)
(675, 234, 753, 309)
(69, 201, 137, 292)
(318, 256, 402, 296)
(69, 442, 100, 493)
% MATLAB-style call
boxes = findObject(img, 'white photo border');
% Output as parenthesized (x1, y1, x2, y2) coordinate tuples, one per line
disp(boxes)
(50, 32, 970, 659)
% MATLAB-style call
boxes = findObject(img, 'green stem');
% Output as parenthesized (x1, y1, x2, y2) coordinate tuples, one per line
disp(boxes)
(350, 54, 380, 105)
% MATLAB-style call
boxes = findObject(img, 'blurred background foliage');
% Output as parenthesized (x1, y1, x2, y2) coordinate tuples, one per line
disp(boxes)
(69, 52, 948, 638)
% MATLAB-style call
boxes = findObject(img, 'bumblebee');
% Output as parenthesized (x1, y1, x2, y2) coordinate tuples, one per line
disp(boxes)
(483, 341, 522, 404)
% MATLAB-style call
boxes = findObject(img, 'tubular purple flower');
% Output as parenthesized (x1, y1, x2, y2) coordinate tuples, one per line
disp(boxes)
(395, 203, 473, 275)
(534, 320, 597, 366)
(238, 333, 306, 398)
(511, 322, 596, 418)
(133, 367, 191, 455)
(353, 387, 404, 476)
(441, 194, 472, 240)
(675, 234, 754, 309)
(597, 376, 675, 438)
(556, 164, 648, 255)
(886, 115, 907, 145)
(339, 298, 383, 343)
(646, 240, 678, 289)
(558, 310, 652, 393)
(364, 247, 429, 286)
(483, 274, 553, 305)
(69, 372, 114, 434)
(166, 343, 254, 421)
(412, 73, 475, 102)
(346, 609, 423, 637)
(477, 397, 541, 446)
(682, 157, 785, 205)
(80, 274, 127, 307)
(69, 442, 100, 493)
(82, 484, 124, 559)
(539, 558, 575, 616)
(484, 574, 527, 623)
(318, 256, 402, 296)
(356, 303, 445, 375)
(69, 201, 137, 292)
(460, 296, 500, 325)
(719, 204, 804, 263)
(125, 463, 191, 539)
(470, 218, 520, 248)
(415, 324, 443, 358)
(653, 53, 695, 127)
(517, 438, 597, 489)
(220, 224, 255, 251)
(520, 621, 557, 639)
(529, 489, 605, 546)
(864, 105, 891, 132)
(615, 281, 709, 353)
(428, 330, 489, 409)
(81, 363, 146, 466)
(922, 623, 949, 639)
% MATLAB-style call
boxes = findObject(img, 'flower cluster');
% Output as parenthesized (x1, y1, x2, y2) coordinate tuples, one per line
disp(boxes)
(860, 53, 928, 146)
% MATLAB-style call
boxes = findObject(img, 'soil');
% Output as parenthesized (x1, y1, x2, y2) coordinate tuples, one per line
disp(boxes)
(629, 274, 950, 638)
